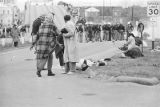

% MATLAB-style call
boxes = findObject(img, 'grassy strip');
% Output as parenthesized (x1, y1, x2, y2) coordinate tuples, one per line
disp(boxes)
(79, 47, 160, 81)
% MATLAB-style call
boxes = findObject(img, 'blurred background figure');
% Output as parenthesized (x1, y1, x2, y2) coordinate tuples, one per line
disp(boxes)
(11, 24, 20, 47)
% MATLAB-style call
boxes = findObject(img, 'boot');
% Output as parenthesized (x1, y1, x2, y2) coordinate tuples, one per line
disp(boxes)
(37, 70, 41, 77)
(48, 70, 55, 76)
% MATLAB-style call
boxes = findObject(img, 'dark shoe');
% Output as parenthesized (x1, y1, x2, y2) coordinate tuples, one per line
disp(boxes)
(37, 71, 41, 77)
(48, 71, 55, 76)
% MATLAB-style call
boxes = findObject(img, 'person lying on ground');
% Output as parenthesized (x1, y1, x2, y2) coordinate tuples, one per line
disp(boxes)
(76, 58, 110, 71)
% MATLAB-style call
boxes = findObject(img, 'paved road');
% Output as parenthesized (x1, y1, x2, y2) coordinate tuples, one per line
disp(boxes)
(0, 41, 159, 107)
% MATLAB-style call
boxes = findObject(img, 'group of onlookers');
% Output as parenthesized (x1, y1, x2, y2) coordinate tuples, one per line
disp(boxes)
(30, 13, 79, 77)
(76, 21, 145, 59)
(29, 10, 145, 77)
(0, 27, 12, 38)
(76, 23, 129, 43)
(119, 22, 144, 58)
(0, 25, 27, 47)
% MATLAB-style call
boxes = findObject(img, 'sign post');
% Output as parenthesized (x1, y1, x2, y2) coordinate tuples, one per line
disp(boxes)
(137, 23, 144, 52)
(151, 18, 155, 49)
(147, 1, 160, 50)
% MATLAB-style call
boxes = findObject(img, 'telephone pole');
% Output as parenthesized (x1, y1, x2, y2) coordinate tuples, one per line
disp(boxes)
(131, 6, 134, 21)
(102, 0, 104, 21)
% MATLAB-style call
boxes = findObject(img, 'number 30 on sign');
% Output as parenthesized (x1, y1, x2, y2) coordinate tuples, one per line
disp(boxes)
(147, 1, 160, 17)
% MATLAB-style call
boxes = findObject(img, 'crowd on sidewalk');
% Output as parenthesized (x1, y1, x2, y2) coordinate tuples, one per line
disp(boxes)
(0, 24, 28, 47)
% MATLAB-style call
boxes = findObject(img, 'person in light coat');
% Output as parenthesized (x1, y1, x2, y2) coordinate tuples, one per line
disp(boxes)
(119, 33, 143, 58)
(11, 25, 20, 47)
(62, 15, 79, 74)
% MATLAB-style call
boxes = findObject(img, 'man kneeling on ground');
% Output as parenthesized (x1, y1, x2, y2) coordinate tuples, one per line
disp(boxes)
(119, 33, 143, 58)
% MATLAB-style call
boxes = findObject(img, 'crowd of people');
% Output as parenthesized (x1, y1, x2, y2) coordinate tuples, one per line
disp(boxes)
(0, 24, 27, 47)
(0, 11, 145, 77)
(30, 13, 79, 77)
(30, 12, 145, 77)
(75, 22, 133, 43)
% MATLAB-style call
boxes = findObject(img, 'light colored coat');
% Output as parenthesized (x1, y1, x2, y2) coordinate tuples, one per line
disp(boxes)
(126, 36, 137, 50)
(11, 28, 20, 42)
(63, 20, 79, 63)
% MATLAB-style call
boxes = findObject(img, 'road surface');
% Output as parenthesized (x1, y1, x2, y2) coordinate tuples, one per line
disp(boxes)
(0, 41, 159, 107)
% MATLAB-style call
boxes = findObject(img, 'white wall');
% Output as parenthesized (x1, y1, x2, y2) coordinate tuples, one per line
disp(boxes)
(0, 5, 13, 26)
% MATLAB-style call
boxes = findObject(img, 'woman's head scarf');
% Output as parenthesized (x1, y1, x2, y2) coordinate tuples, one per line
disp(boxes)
(43, 13, 55, 24)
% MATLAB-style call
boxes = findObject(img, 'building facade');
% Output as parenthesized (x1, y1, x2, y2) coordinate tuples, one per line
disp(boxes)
(0, 0, 15, 4)
(0, 5, 13, 26)
(0, 0, 20, 27)
(112, 7, 123, 24)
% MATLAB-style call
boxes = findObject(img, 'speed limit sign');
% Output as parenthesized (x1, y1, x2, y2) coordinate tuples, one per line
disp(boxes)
(147, 1, 160, 17)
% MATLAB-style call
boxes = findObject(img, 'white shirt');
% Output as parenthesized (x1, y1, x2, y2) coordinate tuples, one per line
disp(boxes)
(127, 36, 136, 50)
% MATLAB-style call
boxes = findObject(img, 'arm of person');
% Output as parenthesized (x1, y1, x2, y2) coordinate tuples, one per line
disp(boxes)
(30, 33, 40, 50)
(56, 36, 63, 48)
(63, 28, 74, 38)
(125, 37, 132, 46)
(63, 23, 75, 38)
(49, 25, 60, 48)
(32, 34, 39, 46)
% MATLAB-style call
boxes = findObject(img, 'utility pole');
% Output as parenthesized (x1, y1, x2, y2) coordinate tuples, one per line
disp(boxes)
(131, 6, 134, 21)
(102, 0, 104, 21)
(110, 0, 113, 23)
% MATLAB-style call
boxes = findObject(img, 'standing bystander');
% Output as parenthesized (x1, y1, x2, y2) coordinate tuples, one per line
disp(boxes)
(11, 24, 20, 47)
(62, 15, 79, 74)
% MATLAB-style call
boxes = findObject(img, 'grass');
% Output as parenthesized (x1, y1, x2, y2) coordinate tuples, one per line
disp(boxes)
(78, 46, 160, 81)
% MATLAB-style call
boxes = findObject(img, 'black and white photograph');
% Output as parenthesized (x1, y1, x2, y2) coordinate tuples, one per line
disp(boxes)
(0, 0, 160, 107)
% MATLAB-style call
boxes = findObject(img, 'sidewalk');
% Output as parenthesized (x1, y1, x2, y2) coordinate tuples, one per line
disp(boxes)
(0, 43, 31, 53)
(0, 33, 32, 52)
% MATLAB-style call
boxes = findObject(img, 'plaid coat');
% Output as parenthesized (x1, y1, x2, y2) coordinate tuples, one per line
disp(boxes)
(36, 22, 58, 59)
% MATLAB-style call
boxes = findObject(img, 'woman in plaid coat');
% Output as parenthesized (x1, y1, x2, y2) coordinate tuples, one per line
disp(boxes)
(31, 13, 58, 77)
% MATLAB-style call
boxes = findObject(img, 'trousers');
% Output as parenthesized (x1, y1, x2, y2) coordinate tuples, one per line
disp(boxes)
(65, 62, 76, 73)
(37, 54, 53, 71)
(58, 52, 64, 66)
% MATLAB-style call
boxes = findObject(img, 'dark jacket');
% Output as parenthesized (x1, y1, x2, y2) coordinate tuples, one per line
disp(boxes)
(55, 34, 64, 58)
